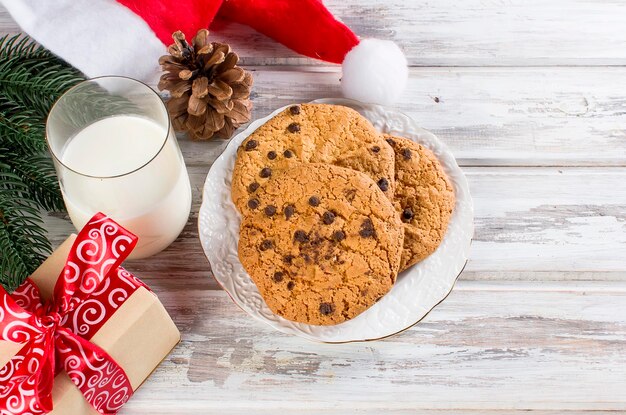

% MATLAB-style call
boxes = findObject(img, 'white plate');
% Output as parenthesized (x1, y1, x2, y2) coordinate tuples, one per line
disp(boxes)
(198, 98, 473, 343)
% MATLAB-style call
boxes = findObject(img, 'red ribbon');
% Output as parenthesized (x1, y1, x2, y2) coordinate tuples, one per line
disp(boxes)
(0, 213, 148, 415)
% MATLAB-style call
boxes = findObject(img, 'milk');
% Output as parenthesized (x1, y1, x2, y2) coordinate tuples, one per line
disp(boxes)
(59, 115, 191, 259)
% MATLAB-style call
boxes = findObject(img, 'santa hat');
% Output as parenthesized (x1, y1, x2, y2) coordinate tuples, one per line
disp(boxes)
(1, 0, 408, 105)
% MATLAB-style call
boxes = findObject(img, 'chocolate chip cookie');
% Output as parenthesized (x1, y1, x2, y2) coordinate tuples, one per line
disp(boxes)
(238, 163, 404, 325)
(385, 135, 455, 270)
(232, 104, 396, 215)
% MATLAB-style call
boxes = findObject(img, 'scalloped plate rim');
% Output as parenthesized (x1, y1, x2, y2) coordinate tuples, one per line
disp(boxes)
(198, 98, 474, 343)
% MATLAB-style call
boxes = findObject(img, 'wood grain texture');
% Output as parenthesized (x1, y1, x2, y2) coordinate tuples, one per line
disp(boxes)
(2, 2, 626, 412)
(156, 0, 626, 66)
(0, 7, 18, 35)
(40, 166, 626, 289)
(3, 0, 626, 66)
(175, 67, 626, 167)
(4, 5, 626, 167)
(119, 282, 626, 413)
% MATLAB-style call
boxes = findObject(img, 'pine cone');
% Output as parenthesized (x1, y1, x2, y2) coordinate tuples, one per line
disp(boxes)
(158, 29, 253, 140)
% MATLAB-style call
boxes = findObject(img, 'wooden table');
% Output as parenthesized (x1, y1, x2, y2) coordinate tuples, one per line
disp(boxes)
(3, 1, 626, 413)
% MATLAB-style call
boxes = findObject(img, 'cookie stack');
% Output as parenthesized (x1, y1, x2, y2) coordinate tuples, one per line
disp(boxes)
(232, 104, 454, 325)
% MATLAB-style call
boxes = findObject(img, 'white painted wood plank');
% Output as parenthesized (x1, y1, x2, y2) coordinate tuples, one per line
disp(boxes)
(0, 7, 19, 35)
(119, 282, 626, 413)
(2, 3, 625, 413)
(41, 166, 626, 287)
(212, 0, 626, 66)
(177, 67, 626, 167)
(3, 0, 626, 66)
(468, 167, 626, 274)
(3, 10, 625, 166)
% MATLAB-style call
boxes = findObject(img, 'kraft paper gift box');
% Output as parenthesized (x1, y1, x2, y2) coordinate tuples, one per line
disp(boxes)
(0, 234, 180, 414)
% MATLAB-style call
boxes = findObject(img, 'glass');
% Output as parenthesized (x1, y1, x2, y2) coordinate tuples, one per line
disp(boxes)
(46, 76, 192, 259)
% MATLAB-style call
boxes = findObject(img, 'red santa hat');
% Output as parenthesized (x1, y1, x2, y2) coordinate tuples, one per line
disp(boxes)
(1, 0, 408, 105)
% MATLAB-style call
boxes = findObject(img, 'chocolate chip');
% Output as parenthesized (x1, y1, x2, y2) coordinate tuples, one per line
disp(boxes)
(287, 122, 300, 133)
(371, 146, 380, 153)
(287, 281, 295, 290)
(377, 178, 389, 192)
(289, 105, 301, 115)
(248, 182, 260, 193)
(259, 167, 272, 178)
(283, 149, 294, 158)
(284, 205, 295, 219)
(267, 151, 277, 160)
(244, 140, 258, 151)
(332, 230, 346, 242)
(322, 211, 335, 225)
(283, 254, 295, 264)
(264, 205, 277, 217)
(247, 198, 259, 209)
(359, 218, 376, 238)
(401, 148, 412, 160)
(402, 208, 414, 222)
(319, 302, 334, 315)
(308, 196, 320, 207)
(385, 138, 396, 147)
(294, 230, 309, 243)
(260, 239, 274, 251)
(273, 272, 284, 282)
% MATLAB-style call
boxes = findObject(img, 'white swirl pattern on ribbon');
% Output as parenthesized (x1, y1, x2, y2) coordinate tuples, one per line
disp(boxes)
(116, 268, 144, 291)
(9, 282, 42, 313)
(70, 299, 107, 336)
(0, 215, 137, 415)
(57, 332, 129, 414)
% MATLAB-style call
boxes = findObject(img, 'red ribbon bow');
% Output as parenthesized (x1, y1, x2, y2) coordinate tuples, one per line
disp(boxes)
(0, 213, 147, 415)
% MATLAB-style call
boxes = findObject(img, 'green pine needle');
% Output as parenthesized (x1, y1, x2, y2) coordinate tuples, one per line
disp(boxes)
(0, 34, 84, 116)
(0, 96, 47, 155)
(0, 162, 51, 292)
(0, 34, 85, 292)
(6, 152, 65, 211)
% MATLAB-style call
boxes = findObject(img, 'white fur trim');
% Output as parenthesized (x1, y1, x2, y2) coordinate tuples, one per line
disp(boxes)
(341, 39, 408, 105)
(0, 0, 165, 85)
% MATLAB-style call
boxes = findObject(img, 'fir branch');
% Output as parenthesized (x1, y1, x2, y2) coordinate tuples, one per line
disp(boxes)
(0, 96, 47, 155)
(0, 162, 52, 292)
(0, 34, 46, 58)
(0, 59, 83, 117)
(0, 34, 83, 117)
(0, 34, 85, 292)
(0, 35, 40, 59)
(6, 153, 65, 211)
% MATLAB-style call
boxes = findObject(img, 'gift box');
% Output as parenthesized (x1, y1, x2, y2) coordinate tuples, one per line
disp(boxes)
(0, 214, 180, 415)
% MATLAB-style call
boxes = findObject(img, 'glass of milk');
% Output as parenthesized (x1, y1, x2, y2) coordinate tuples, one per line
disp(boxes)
(46, 76, 192, 259)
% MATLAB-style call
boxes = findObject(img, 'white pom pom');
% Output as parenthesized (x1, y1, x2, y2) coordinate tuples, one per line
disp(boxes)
(341, 39, 408, 105)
